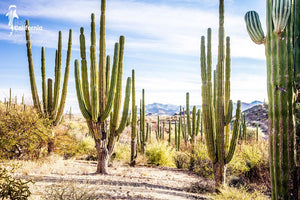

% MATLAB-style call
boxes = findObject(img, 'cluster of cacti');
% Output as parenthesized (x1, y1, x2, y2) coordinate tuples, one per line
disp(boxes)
(185, 92, 201, 170)
(245, 0, 299, 198)
(186, 93, 201, 145)
(200, 0, 241, 187)
(74, 0, 131, 174)
(25, 21, 72, 126)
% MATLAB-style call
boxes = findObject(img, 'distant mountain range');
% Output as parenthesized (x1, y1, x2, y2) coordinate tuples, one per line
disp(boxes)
(144, 101, 264, 116)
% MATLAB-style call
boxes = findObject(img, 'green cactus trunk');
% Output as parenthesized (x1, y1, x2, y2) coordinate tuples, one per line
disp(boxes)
(200, 0, 241, 188)
(130, 70, 137, 167)
(74, 0, 131, 174)
(140, 89, 146, 154)
(245, 0, 298, 198)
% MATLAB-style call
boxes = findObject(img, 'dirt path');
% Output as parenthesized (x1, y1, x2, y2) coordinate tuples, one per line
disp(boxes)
(23, 160, 209, 200)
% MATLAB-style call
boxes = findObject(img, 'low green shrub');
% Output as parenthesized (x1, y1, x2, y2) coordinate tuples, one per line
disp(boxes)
(227, 141, 268, 176)
(210, 185, 269, 200)
(146, 141, 175, 167)
(0, 164, 34, 200)
(173, 151, 189, 169)
(0, 105, 52, 159)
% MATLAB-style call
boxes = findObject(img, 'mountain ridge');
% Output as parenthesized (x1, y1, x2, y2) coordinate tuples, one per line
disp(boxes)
(145, 101, 264, 116)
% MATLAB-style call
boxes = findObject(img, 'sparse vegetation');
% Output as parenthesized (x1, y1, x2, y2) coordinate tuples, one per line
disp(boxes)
(0, 164, 34, 200)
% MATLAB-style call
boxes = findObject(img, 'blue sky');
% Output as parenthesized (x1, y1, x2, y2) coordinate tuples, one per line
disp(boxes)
(0, 0, 267, 113)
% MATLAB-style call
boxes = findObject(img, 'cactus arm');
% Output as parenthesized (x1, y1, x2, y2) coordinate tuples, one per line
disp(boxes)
(99, 0, 106, 114)
(25, 20, 41, 112)
(47, 78, 53, 115)
(100, 43, 119, 121)
(90, 14, 99, 121)
(272, 0, 291, 35)
(192, 106, 196, 136)
(186, 92, 192, 136)
(201, 35, 216, 163)
(225, 100, 233, 125)
(53, 31, 62, 116)
(225, 100, 241, 164)
(116, 77, 132, 134)
(80, 27, 92, 114)
(244, 11, 265, 44)
(196, 109, 201, 136)
(106, 55, 111, 97)
(225, 37, 231, 114)
(54, 29, 72, 125)
(111, 36, 125, 127)
(41, 47, 47, 114)
(74, 59, 92, 120)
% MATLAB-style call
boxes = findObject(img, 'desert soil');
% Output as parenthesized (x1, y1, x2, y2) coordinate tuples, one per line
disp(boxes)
(22, 159, 209, 200)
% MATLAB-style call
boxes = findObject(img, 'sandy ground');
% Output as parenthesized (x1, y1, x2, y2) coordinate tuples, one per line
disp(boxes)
(21, 159, 209, 200)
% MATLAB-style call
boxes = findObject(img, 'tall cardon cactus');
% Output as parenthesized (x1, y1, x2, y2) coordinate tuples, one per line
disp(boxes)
(200, 0, 241, 188)
(244, 0, 299, 198)
(74, 0, 131, 174)
(25, 20, 72, 154)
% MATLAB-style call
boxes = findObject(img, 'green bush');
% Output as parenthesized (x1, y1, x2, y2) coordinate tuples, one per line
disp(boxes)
(0, 164, 33, 200)
(227, 142, 268, 176)
(173, 151, 189, 169)
(210, 186, 269, 200)
(111, 143, 131, 163)
(191, 143, 213, 178)
(146, 142, 175, 167)
(0, 105, 52, 159)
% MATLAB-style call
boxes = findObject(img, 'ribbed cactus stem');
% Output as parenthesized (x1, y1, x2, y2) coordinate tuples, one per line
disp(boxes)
(47, 79, 53, 115)
(41, 47, 47, 113)
(130, 69, 137, 167)
(25, 20, 41, 112)
(244, 0, 298, 198)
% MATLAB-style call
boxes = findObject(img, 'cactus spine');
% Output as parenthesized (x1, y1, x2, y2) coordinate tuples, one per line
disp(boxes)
(130, 70, 137, 167)
(245, 0, 298, 198)
(74, 0, 131, 174)
(200, 0, 241, 187)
